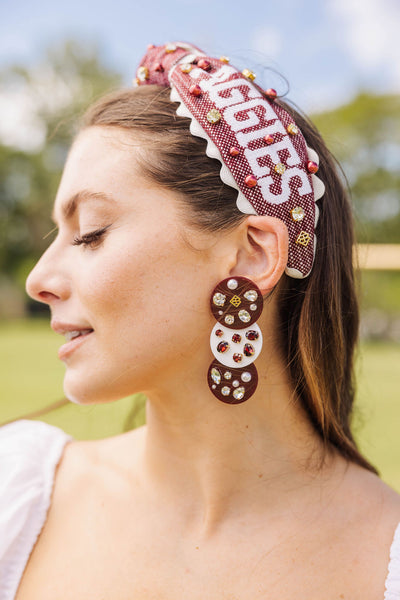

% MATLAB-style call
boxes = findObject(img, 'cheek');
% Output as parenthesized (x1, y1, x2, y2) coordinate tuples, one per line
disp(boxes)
(80, 237, 212, 354)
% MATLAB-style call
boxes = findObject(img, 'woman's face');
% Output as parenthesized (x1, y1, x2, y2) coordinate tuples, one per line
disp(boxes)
(26, 126, 224, 404)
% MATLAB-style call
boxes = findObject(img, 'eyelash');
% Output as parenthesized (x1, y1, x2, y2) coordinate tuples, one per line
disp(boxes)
(72, 225, 111, 248)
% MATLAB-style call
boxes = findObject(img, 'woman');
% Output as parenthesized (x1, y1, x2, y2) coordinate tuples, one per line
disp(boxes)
(1, 41, 400, 599)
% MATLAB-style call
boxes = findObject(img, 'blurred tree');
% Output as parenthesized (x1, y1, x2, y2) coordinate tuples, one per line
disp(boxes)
(0, 41, 399, 317)
(311, 93, 400, 244)
(0, 39, 122, 315)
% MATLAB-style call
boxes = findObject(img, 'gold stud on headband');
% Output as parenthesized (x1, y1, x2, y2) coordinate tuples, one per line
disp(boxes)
(242, 68, 256, 81)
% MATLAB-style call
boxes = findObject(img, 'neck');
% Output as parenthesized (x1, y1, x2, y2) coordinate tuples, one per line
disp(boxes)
(137, 341, 342, 538)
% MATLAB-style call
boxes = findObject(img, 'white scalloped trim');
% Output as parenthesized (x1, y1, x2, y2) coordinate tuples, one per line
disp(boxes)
(175, 43, 204, 53)
(174, 51, 204, 65)
(285, 266, 304, 278)
(169, 81, 321, 279)
(236, 195, 257, 215)
(306, 146, 320, 166)
(285, 232, 317, 279)
(312, 174, 325, 201)
(306, 145, 325, 203)
(314, 204, 320, 228)
(384, 522, 400, 600)
(170, 86, 256, 215)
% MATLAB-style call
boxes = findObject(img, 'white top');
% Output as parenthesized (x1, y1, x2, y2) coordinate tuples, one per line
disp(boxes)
(0, 420, 399, 599)
(0, 420, 73, 599)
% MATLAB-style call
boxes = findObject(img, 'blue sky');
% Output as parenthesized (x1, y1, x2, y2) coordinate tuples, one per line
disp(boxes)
(1, 0, 399, 115)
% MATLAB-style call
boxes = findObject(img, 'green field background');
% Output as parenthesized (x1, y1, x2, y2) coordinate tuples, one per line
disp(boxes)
(1, 319, 399, 492)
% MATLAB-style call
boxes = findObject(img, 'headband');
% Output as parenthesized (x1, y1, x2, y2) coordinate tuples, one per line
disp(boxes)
(134, 42, 325, 278)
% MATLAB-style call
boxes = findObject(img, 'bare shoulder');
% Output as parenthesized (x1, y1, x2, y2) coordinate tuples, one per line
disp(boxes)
(339, 460, 400, 548)
(346, 461, 400, 516)
(52, 425, 147, 504)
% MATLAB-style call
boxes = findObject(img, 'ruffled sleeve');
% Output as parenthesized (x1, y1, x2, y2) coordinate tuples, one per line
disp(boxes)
(385, 522, 400, 599)
(0, 419, 73, 600)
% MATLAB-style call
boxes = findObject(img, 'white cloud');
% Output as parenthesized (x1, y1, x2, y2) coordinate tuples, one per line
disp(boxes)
(327, 0, 400, 89)
(0, 91, 46, 152)
(0, 63, 78, 152)
(251, 26, 282, 60)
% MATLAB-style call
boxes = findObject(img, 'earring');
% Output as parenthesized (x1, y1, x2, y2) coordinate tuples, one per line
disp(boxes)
(207, 276, 263, 404)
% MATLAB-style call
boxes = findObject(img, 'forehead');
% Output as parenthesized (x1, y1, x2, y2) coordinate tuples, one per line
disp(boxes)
(61, 126, 139, 185)
(51, 126, 185, 227)
(52, 127, 142, 221)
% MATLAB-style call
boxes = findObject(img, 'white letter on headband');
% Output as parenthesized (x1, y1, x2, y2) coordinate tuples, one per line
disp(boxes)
(134, 42, 325, 279)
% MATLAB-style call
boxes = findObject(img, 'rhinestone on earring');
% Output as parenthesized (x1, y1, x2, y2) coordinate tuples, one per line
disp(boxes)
(207, 277, 263, 404)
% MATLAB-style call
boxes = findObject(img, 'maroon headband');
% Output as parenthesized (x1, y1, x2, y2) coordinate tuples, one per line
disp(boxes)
(134, 42, 325, 278)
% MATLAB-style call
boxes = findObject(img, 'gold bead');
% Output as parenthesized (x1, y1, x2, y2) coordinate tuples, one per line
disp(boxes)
(290, 207, 305, 222)
(180, 63, 192, 73)
(220, 56, 230, 63)
(296, 231, 311, 247)
(274, 163, 286, 175)
(287, 123, 299, 135)
(206, 109, 222, 124)
(132, 77, 140, 87)
(242, 68, 256, 81)
(136, 66, 149, 82)
(165, 43, 177, 53)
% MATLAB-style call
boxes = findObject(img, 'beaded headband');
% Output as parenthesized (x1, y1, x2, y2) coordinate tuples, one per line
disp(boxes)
(134, 42, 325, 278)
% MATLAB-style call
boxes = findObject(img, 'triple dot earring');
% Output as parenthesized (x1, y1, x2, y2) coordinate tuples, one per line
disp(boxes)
(207, 277, 263, 404)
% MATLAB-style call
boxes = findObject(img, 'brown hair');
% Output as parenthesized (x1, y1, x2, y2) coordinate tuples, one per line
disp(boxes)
(78, 84, 377, 474)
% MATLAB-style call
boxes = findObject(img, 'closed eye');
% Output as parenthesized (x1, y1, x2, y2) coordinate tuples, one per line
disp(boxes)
(72, 225, 111, 248)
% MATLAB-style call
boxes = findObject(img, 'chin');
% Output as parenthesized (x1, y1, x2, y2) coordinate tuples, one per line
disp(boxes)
(63, 377, 103, 405)
(63, 374, 131, 405)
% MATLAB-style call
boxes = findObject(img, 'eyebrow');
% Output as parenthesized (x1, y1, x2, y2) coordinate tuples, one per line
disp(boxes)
(51, 189, 117, 224)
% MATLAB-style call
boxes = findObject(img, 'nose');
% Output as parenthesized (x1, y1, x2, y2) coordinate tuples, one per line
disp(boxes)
(26, 240, 71, 306)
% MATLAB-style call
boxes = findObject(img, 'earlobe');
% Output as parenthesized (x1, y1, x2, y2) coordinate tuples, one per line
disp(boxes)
(230, 216, 289, 295)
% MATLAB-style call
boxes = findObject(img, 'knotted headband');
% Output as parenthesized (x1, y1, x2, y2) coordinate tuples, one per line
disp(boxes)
(134, 42, 325, 278)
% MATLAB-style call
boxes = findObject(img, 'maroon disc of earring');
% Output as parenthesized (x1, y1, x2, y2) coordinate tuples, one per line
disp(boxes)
(207, 276, 263, 404)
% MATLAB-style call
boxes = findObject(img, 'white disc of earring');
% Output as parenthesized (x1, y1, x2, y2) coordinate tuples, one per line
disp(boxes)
(210, 322, 263, 368)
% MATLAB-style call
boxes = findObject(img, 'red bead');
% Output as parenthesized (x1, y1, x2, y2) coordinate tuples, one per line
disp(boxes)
(245, 175, 257, 188)
(243, 343, 255, 357)
(215, 329, 224, 337)
(154, 62, 164, 72)
(217, 341, 229, 353)
(147, 44, 155, 49)
(265, 88, 277, 100)
(233, 353, 243, 363)
(307, 160, 319, 173)
(232, 333, 242, 343)
(229, 146, 240, 157)
(245, 330, 259, 341)
(198, 58, 211, 71)
(264, 134, 274, 145)
(189, 84, 202, 96)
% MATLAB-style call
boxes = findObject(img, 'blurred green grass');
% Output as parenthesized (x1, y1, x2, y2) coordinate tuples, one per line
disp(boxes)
(1, 319, 399, 492)
(0, 319, 146, 439)
(360, 270, 400, 314)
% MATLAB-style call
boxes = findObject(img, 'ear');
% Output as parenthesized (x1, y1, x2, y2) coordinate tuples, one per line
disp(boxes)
(229, 215, 289, 295)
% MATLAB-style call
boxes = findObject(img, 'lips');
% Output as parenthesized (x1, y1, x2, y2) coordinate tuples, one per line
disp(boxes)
(57, 329, 94, 360)
(51, 320, 94, 360)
